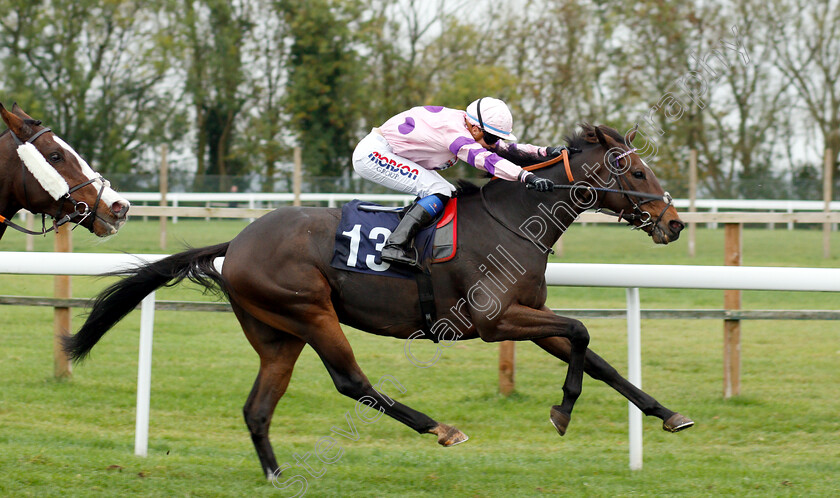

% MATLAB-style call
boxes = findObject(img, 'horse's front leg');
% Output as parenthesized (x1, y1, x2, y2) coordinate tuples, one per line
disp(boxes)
(478, 304, 589, 436)
(533, 336, 694, 433)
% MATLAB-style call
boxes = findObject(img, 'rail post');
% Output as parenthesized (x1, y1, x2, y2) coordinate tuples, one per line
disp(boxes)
(135, 291, 156, 457)
(499, 342, 515, 396)
(723, 223, 742, 398)
(553, 237, 564, 258)
(25, 211, 34, 251)
(626, 287, 643, 470)
(293, 147, 302, 207)
(688, 149, 697, 257)
(824, 148, 833, 259)
(159, 144, 168, 250)
(53, 224, 72, 379)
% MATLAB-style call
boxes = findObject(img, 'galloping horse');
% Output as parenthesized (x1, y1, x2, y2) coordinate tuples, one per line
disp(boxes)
(0, 103, 129, 240)
(65, 123, 693, 479)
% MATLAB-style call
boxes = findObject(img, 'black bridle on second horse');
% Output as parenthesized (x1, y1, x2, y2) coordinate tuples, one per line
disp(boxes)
(602, 147, 674, 231)
(1, 126, 106, 235)
(481, 147, 674, 244)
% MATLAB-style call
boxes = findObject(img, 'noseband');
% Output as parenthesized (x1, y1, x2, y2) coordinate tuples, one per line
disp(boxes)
(2, 126, 107, 235)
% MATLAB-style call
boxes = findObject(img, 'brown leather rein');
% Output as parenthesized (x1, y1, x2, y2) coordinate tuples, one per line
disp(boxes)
(491, 148, 573, 182)
(480, 147, 671, 244)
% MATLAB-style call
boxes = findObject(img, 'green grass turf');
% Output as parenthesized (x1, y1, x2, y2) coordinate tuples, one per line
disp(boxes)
(1, 219, 839, 496)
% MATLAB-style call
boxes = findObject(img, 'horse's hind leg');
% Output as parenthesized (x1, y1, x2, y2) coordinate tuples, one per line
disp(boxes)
(233, 303, 306, 480)
(533, 337, 694, 433)
(303, 312, 468, 447)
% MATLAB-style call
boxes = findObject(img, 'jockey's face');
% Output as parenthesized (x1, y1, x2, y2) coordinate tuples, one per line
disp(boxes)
(466, 119, 498, 150)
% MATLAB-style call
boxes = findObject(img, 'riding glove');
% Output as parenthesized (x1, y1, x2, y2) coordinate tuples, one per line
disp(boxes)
(545, 145, 581, 157)
(524, 172, 554, 192)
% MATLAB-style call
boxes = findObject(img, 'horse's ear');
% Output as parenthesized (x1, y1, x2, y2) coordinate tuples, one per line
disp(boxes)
(624, 124, 638, 145)
(10, 102, 35, 121)
(581, 123, 599, 144)
(594, 125, 610, 148)
(0, 103, 27, 136)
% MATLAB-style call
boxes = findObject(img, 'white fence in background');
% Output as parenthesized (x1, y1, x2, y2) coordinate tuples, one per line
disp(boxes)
(12, 193, 840, 229)
(1, 251, 839, 468)
(117, 193, 840, 230)
(117, 192, 840, 211)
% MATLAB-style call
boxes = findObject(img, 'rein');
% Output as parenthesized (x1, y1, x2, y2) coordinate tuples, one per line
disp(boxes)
(0, 212, 55, 235)
(490, 148, 571, 181)
(480, 149, 570, 247)
(2, 127, 105, 236)
(480, 145, 673, 241)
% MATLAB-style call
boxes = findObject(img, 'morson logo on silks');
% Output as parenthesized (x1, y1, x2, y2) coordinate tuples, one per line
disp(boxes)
(368, 151, 419, 180)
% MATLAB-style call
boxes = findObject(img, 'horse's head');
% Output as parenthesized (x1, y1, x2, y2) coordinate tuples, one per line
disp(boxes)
(0, 103, 129, 236)
(569, 124, 684, 244)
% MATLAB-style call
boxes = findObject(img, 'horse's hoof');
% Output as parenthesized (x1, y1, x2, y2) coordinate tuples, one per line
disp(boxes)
(549, 406, 570, 436)
(430, 423, 469, 446)
(663, 413, 694, 433)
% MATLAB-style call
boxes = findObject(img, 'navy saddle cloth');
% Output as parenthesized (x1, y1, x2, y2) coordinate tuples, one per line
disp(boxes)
(331, 200, 444, 279)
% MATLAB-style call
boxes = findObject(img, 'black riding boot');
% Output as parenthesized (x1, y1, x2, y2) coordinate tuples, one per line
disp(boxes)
(380, 202, 436, 269)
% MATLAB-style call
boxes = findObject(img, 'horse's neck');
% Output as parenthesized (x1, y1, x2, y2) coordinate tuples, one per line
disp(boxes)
(0, 170, 13, 216)
(0, 180, 16, 242)
(479, 176, 585, 254)
(522, 149, 609, 248)
(0, 139, 23, 219)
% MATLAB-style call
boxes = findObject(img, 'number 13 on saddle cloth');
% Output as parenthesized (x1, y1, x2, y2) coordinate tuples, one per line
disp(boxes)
(331, 199, 458, 279)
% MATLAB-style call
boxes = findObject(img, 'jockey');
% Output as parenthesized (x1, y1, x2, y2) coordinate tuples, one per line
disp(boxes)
(352, 97, 573, 268)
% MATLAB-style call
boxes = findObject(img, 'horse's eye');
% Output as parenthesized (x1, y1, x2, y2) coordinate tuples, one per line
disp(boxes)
(48, 152, 62, 163)
(632, 170, 645, 179)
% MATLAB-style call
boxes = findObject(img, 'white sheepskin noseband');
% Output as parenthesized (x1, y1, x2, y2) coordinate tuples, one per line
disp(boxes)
(16, 141, 69, 200)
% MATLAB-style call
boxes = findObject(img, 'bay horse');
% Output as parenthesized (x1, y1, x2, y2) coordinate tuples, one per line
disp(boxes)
(64, 123, 693, 479)
(0, 103, 129, 241)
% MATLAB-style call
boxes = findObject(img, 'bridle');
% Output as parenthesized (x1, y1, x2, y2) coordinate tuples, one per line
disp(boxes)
(600, 147, 674, 231)
(480, 144, 674, 243)
(1, 126, 106, 235)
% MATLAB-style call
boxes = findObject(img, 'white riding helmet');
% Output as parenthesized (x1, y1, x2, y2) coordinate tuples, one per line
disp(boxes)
(465, 97, 518, 142)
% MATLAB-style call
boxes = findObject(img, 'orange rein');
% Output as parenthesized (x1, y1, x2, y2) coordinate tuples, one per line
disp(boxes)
(491, 148, 573, 182)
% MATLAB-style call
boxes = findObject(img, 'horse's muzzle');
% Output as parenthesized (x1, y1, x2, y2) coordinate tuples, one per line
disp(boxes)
(650, 218, 684, 244)
(92, 199, 130, 236)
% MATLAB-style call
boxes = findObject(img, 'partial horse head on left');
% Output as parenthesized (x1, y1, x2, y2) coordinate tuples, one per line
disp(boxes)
(0, 102, 129, 240)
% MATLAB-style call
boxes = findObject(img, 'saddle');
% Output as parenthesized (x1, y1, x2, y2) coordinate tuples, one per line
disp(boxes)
(335, 199, 458, 277)
(331, 199, 459, 340)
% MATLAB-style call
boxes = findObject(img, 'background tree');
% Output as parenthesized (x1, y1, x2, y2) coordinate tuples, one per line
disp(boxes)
(176, 0, 254, 190)
(279, 0, 368, 186)
(768, 0, 840, 190)
(0, 0, 835, 198)
(237, 1, 292, 192)
(0, 0, 176, 176)
(707, 2, 794, 198)
(492, 0, 606, 143)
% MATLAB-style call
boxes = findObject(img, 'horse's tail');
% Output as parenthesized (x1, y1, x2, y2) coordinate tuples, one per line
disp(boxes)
(63, 242, 230, 362)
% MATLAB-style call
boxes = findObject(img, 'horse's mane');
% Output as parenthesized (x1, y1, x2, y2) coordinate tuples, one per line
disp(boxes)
(565, 122, 625, 151)
(454, 179, 482, 197)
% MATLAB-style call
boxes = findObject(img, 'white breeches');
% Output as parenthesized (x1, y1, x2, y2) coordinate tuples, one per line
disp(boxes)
(352, 131, 456, 198)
